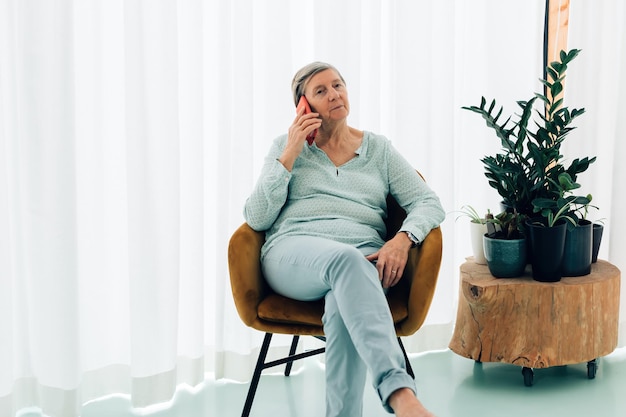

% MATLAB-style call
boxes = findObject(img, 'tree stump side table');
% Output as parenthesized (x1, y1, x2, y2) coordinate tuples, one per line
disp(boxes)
(449, 260, 621, 384)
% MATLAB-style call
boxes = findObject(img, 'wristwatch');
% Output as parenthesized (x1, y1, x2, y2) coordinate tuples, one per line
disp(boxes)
(403, 231, 420, 248)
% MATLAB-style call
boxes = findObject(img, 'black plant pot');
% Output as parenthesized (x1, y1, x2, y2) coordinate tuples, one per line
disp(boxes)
(526, 218, 567, 282)
(562, 219, 592, 276)
(592, 223, 604, 263)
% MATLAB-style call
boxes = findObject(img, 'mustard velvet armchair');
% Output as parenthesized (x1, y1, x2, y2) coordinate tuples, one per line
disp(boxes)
(228, 195, 443, 417)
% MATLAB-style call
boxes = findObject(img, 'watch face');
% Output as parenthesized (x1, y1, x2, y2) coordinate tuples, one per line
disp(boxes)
(405, 231, 419, 247)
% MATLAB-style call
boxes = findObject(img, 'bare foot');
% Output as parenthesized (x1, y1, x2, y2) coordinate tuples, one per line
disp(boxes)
(388, 388, 436, 417)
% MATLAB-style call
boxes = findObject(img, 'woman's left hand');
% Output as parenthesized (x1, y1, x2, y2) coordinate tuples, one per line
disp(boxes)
(365, 233, 413, 288)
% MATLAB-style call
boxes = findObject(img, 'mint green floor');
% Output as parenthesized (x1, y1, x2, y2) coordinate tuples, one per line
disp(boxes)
(18, 347, 626, 417)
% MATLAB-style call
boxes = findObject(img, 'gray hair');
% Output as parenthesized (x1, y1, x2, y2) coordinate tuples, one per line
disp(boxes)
(291, 62, 346, 106)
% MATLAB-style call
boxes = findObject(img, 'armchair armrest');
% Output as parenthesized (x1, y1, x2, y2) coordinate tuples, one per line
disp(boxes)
(396, 226, 443, 336)
(228, 223, 267, 327)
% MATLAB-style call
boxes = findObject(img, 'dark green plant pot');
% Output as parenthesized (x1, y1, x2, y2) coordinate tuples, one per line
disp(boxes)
(592, 223, 604, 263)
(562, 219, 592, 276)
(483, 235, 527, 278)
(499, 201, 532, 264)
(526, 218, 567, 282)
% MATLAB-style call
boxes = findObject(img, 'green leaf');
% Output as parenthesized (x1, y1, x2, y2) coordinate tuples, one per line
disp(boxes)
(548, 98, 563, 115)
(546, 67, 559, 82)
(551, 81, 563, 97)
(557, 173, 579, 191)
(566, 49, 581, 62)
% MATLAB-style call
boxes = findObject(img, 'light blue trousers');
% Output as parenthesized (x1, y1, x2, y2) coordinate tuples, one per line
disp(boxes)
(262, 235, 417, 417)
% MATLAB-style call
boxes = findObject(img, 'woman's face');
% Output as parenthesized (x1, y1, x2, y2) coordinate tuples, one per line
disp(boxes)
(304, 69, 349, 122)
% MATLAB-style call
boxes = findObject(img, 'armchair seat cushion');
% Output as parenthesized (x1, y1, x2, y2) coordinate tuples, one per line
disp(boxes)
(257, 291, 409, 327)
(258, 294, 324, 326)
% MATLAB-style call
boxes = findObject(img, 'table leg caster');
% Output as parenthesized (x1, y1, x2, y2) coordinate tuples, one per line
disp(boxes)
(522, 367, 534, 386)
(587, 359, 597, 379)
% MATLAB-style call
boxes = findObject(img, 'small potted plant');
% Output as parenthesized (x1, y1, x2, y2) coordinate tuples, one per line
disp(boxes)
(482, 209, 527, 278)
(559, 194, 598, 276)
(527, 193, 591, 281)
(592, 218, 606, 263)
(455, 205, 491, 264)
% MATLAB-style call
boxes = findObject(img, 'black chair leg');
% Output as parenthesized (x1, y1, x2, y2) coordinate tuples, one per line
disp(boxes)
(398, 337, 415, 379)
(241, 333, 272, 417)
(240, 333, 325, 416)
(284, 335, 300, 376)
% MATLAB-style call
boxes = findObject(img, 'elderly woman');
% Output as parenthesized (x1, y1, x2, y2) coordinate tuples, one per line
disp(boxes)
(244, 62, 443, 417)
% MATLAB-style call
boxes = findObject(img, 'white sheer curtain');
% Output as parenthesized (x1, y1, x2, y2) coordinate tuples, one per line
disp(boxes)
(1, 1, 624, 416)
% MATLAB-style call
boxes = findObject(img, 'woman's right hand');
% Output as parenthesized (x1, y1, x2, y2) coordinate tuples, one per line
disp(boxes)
(278, 107, 322, 171)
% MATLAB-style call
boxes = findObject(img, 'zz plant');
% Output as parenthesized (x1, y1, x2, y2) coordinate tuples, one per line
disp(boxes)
(463, 49, 596, 226)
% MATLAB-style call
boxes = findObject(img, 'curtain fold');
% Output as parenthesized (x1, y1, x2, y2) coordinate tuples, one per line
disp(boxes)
(1, 1, 624, 416)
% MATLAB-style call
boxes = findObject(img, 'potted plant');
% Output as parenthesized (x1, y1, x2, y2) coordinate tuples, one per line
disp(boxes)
(576, 202, 605, 264)
(560, 194, 597, 276)
(454, 205, 491, 264)
(527, 194, 591, 281)
(592, 218, 605, 263)
(462, 49, 597, 281)
(482, 210, 527, 278)
(462, 49, 595, 224)
(562, 217, 593, 276)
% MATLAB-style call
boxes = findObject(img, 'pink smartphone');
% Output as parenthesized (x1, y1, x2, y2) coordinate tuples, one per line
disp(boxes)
(296, 96, 317, 145)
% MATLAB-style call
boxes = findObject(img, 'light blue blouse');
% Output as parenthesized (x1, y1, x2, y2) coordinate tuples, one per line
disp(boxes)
(244, 131, 445, 259)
